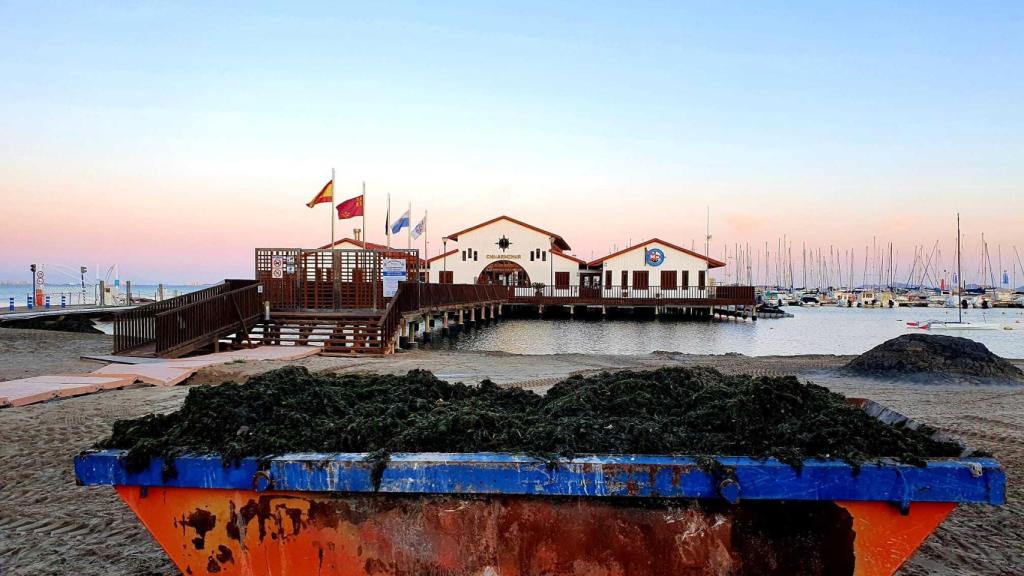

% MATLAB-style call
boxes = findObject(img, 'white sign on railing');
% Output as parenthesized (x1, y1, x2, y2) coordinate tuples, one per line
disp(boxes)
(382, 259, 407, 297)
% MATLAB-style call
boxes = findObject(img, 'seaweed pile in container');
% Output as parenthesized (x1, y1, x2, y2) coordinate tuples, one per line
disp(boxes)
(97, 365, 964, 478)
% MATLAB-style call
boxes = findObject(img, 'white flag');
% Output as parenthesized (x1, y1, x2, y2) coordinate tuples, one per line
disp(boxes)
(411, 215, 426, 239)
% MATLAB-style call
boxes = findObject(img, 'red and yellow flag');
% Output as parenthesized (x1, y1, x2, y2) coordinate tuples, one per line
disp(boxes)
(306, 180, 334, 208)
(336, 194, 364, 220)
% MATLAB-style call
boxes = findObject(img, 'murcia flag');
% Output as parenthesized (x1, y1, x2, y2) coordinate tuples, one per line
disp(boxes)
(336, 194, 364, 220)
(411, 215, 426, 239)
(306, 180, 333, 208)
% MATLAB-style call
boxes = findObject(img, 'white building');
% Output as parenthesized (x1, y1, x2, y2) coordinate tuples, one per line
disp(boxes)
(587, 239, 725, 294)
(427, 216, 585, 287)
(426, 217, 724, 292)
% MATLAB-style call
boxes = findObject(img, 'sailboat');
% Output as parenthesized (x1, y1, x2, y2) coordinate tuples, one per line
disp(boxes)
(909, 215, 999, 331)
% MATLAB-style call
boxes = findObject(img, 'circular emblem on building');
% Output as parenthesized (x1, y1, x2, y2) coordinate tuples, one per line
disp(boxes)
(496, 235, 512, 252)
(645, 248, 665, 266)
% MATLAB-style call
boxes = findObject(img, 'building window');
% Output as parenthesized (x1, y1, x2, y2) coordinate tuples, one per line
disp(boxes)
(681, 270, 690, 288)
(661, 270, 677, 290)
(530, 251, 535, 261)
(632, 270, 649, 290)
(555, 271, 570, 288)
(621, 270, 628, 288)
(439, 271, 453, 284)
(604, 270, 612, 287)
(698, 270, 707, 289)
(542, 251, 546, 262)
(473, 250, 478, 262)
(462, 250, 466, 261)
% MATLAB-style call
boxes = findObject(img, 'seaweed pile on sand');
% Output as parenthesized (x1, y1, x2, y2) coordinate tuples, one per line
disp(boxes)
(845, 334, 1023, 382)
(98, 365, 964, 477)
(1, 314, 103, 334)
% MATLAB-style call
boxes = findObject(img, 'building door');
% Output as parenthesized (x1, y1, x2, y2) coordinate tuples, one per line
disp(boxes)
(661, 270, 677, 290)
(580, 272, 601, 299)
(632, 270, 649, 291)
(478, 260, 531, 286)
(438, 270, 454, 284)
(698, 270, 707, 289)
(554, 271, 570, 295)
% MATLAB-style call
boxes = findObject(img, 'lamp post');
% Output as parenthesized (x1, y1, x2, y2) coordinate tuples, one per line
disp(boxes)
(441, 237, 448, 283)
(549, 236, 554, 295)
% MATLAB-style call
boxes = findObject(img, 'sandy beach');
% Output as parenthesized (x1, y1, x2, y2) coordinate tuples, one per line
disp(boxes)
(0, 328, 1021, 575)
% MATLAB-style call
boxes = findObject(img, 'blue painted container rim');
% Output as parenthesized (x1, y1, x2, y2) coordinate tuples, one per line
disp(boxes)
(75, 449, 1005, 506)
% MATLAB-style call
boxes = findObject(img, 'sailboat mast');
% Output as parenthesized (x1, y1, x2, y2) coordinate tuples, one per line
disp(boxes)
(957, 214, 962, 324)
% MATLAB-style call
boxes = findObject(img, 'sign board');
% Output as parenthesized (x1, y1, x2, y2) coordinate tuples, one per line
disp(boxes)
(382, 259, 408, 297)
(271, 256, 284, 279)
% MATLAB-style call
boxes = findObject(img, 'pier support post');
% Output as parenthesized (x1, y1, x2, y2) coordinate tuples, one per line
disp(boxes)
(422, 314, 432, 342)
(399, 318, 410, 348)
(469, 307, 476, 327)
(98, 281, 106, 307)
(125, 280, 132, 305)
(442, 312, 450, 337)
(158, 284, 165, 301)
(538, 305, 544, 317)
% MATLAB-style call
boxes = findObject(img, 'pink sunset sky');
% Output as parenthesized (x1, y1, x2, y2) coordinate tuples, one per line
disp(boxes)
(2, 3, 1022, 285)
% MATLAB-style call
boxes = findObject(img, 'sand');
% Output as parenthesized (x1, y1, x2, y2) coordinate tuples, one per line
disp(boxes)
(0, 328, 1021, 575)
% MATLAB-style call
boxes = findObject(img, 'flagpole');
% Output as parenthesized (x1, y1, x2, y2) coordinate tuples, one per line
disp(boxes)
(407, 202, 412, 251)
(361, 181, 366, 246)
(386, 193, 391, 249)
(330, 167, 336, 247)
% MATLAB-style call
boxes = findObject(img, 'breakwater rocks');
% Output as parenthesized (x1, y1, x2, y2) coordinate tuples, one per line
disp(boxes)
(98, 365, 961, 478)
(845, 334, 1023, 382)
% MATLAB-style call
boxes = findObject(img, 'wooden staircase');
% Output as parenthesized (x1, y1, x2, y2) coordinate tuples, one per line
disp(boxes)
(252, 310, 391, 355)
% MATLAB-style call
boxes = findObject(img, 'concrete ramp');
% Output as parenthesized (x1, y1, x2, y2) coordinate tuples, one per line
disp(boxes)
(1, 346, 320, 407)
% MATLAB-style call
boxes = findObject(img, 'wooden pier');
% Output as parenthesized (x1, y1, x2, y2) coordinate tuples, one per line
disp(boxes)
(109, 247, 757, 358)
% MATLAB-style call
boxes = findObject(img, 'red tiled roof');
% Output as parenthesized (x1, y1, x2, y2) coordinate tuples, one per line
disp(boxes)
(426, 249, 458, 264)
(552, 248, 586, 264)
(587, 238, 725, 268)
(318, 238, 427, 265)
(445, 215, 571, 251)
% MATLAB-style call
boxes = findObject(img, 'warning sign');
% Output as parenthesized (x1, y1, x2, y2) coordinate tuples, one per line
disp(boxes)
(271, 256, 284, 279)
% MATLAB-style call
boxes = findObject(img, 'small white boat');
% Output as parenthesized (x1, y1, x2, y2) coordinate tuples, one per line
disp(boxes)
(908, 320, 1000, 331)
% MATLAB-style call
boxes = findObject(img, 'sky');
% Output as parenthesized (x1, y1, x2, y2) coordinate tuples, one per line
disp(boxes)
(1, 1, 1022, 285)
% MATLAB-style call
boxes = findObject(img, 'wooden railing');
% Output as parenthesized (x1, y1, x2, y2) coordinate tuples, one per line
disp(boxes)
(154, 280, 262, 358)
(510, 285, 756, 304)
(113, 280, 259, 356)
(377, 283, 511, 351)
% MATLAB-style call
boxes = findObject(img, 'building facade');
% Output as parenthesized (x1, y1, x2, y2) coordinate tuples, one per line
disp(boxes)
(588, 239, 725, 293)
(426, 217, 723, 290)
(427, 216, 584, 286)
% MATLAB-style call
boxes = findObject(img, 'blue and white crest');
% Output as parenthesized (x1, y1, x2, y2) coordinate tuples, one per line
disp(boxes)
(645, 248, 665, 266)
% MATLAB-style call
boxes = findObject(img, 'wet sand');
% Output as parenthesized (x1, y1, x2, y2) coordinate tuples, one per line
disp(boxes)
(0, 329, 1021, 575)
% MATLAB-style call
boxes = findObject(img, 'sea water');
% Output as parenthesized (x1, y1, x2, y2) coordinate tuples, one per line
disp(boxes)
(437, 306, 1024, 358)
(0, 284, 209, 307)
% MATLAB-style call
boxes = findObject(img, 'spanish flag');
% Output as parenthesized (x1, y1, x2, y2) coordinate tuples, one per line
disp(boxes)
(306, 180, 334, 208)
(336, 194, 364, 220)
